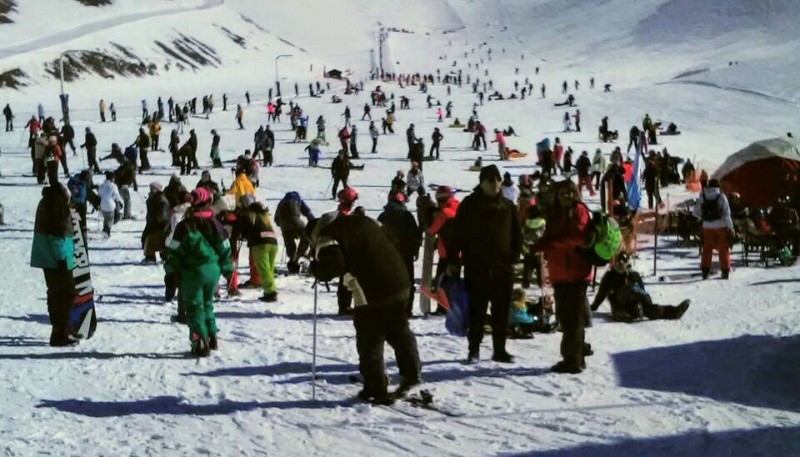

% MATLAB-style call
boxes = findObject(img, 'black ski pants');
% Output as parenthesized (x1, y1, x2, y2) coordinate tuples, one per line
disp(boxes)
(465, 268, 512, 354)
(553, 281, 590, 366)
(44, 268, 75, 336)
(354, 302, 421, 398)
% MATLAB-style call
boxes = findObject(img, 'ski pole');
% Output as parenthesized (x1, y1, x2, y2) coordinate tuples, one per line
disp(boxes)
(312, 280, 319, 402)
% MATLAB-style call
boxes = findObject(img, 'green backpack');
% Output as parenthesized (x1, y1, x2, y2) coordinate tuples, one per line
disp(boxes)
(580, 203, 622, 266)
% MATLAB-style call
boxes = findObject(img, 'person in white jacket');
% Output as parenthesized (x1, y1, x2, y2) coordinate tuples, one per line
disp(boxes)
(98, 171, 123, 237)
(591, 149, 606, 189)
(501, 172, 520, 204)
(692, 178, 734, 279)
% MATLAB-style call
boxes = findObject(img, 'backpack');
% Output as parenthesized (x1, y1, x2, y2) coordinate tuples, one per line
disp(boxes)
(700, 193, 722, 221)
(581, 203, 622, 266)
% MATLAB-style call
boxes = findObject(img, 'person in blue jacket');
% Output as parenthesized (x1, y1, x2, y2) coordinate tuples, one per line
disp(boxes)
(30, 184, 76, 346)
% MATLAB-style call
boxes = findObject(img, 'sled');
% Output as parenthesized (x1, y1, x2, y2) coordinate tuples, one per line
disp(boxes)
(506, 150, 528, 160)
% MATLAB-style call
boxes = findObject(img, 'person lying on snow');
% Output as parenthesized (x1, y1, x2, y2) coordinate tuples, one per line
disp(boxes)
(591, 252, 690, 322)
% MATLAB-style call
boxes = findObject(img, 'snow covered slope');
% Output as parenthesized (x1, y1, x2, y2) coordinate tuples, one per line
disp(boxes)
(0, 0, 799, 456)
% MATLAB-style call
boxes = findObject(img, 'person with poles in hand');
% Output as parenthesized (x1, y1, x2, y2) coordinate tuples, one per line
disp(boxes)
(448, 165, 521, 363)
(591, 251, 690, 321)
(331, 150, 352, 200)
(308, 199, 421, 404)
(165, 188, 233, 357)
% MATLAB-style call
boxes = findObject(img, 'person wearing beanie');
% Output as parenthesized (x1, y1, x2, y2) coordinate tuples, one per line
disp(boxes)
(235, 195, 279, 302)
(165, 187, 233, 357)
(142, 181, 170, 264)
(378, 191, 422, 317)
(448, 165, 521, 363)
(692, 178, 734, 279)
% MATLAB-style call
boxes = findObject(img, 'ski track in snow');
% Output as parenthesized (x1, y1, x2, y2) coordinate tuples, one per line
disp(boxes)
(1, 0, 800, 455)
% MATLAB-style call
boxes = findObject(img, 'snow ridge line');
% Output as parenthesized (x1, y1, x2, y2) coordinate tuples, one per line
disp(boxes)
(660, 79, 799, 106)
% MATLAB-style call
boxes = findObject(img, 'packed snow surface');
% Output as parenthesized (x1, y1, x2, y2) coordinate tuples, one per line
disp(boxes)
(0, 0, 798, 455)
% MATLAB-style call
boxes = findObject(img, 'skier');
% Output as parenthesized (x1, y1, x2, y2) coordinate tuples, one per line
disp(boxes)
(31, 183, 77, 346)
(378, 192, 422, 317)
(235, 104, 245, 129)
(316, 115, 327, 143)
(80, 127, 100, 173)
(3, 103, 13, 131)
(308, 205, 421, 404)
(430, 127, 443, 159)
(349, 124, 359, 159)
(362, 103, 371, 121)
(210, 130, 222, 168)
(236, 194, 279, 302)
(342, 106, 351, 127)
(275, 191, 315, 274)
(369, 121, 379, 154)
(448, 165, 521, 363)
(331, 150, 353, 199)
(110, 103, 117, 122)
(591, 252, 691, 321)
(165, 188, 233, 357)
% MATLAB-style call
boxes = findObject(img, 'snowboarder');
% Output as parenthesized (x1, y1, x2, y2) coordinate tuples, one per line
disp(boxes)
(31, 183, 77, 346)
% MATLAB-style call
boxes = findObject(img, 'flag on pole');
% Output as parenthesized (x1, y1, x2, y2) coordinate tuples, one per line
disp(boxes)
(627, 148, 642, 211)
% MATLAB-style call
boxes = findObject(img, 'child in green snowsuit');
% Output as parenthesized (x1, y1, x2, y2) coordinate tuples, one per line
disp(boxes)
(237, 194, 279, 302)
(166, 188, 233, 357)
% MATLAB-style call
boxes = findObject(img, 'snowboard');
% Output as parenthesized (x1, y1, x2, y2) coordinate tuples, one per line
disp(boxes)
(69, 208, 98, 340)
(418, 231, 436, 315)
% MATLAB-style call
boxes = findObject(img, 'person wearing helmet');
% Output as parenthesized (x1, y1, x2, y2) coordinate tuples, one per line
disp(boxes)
(591, 252, 690, 322)
(378, 192, 422, 317)
(448, 165, 521, 364)
(308, 204, 421, 404)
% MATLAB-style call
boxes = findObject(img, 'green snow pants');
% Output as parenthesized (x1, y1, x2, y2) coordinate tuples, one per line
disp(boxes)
(252, 243, 278, 295)
(181, 263, 222, 340)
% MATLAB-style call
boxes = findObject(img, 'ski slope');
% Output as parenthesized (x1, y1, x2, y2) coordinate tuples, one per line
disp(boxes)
(0, 0, 799, 455)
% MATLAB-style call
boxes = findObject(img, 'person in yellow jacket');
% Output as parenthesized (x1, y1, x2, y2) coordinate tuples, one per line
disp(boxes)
(236, 194, 279, 302)
(149, 119, 162, 151)
(228, 172, 256, 207)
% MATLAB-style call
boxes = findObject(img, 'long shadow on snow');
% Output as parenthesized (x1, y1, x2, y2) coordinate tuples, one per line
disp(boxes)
(0, 351, 186, 360)
(0, 336, 49, 347)
(750, 278, 800, 286)
(1, 313, 169, 325)
(612, 334, 800, 413)
(37, 395, 355, 417)
(215, 310, 353, 321)
(504, 425, 800, 457)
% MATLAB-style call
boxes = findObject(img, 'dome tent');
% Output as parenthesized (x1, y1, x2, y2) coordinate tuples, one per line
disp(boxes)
(712, 136, 800, 207)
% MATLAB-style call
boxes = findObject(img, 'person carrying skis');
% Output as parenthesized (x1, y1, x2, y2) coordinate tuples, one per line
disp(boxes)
(448, 165, 521, 364)
(30, 183, 77, 346)
(166, 188, 232, 357)
(378, 192, 422, 317)
(591, 252, 690, 321)
(235, 194, 279, 302)
(308, 206, 421, 404)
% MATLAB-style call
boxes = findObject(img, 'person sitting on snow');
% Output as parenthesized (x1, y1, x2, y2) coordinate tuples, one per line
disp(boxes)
(591, 252, 690, 322)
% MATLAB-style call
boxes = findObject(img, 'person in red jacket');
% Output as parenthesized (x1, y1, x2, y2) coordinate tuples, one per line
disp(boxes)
(538, 179, 593, 374)
(428, 186, 460, 284)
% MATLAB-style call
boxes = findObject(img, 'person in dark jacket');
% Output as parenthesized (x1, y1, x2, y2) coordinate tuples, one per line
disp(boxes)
(134, 128, 151, 172)
(79, 127, 100, 173)
(406, 124, 417, 158)
(331, 150, 352, 199)
(195, 170, 220, 202)
(448, 165, 521, 364)
(642, 150, 662, 209)
(575, 150, 594, 196)
(30, 184, 76, 346)
(309, 212, 421, 404)
(600, 156, 627, 205)
(169, 130, 180, 167)
(274, 191, 315, 274)
(113, 160, 138, 220)
(538, 179, 592, 374)
(430, 128, 443, 159)
(210, 130, 222, 168)
(164, 175, 188, 208)
(378, 192, 422, 316)
(60, 122, 77, 156)
(142, 182, 171, 263)
(592, 252, 690, 321)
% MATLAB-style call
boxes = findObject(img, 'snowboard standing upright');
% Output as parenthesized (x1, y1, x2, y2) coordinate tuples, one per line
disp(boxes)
(418, 231, 436, 315)
(70, 208, 98, 340)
